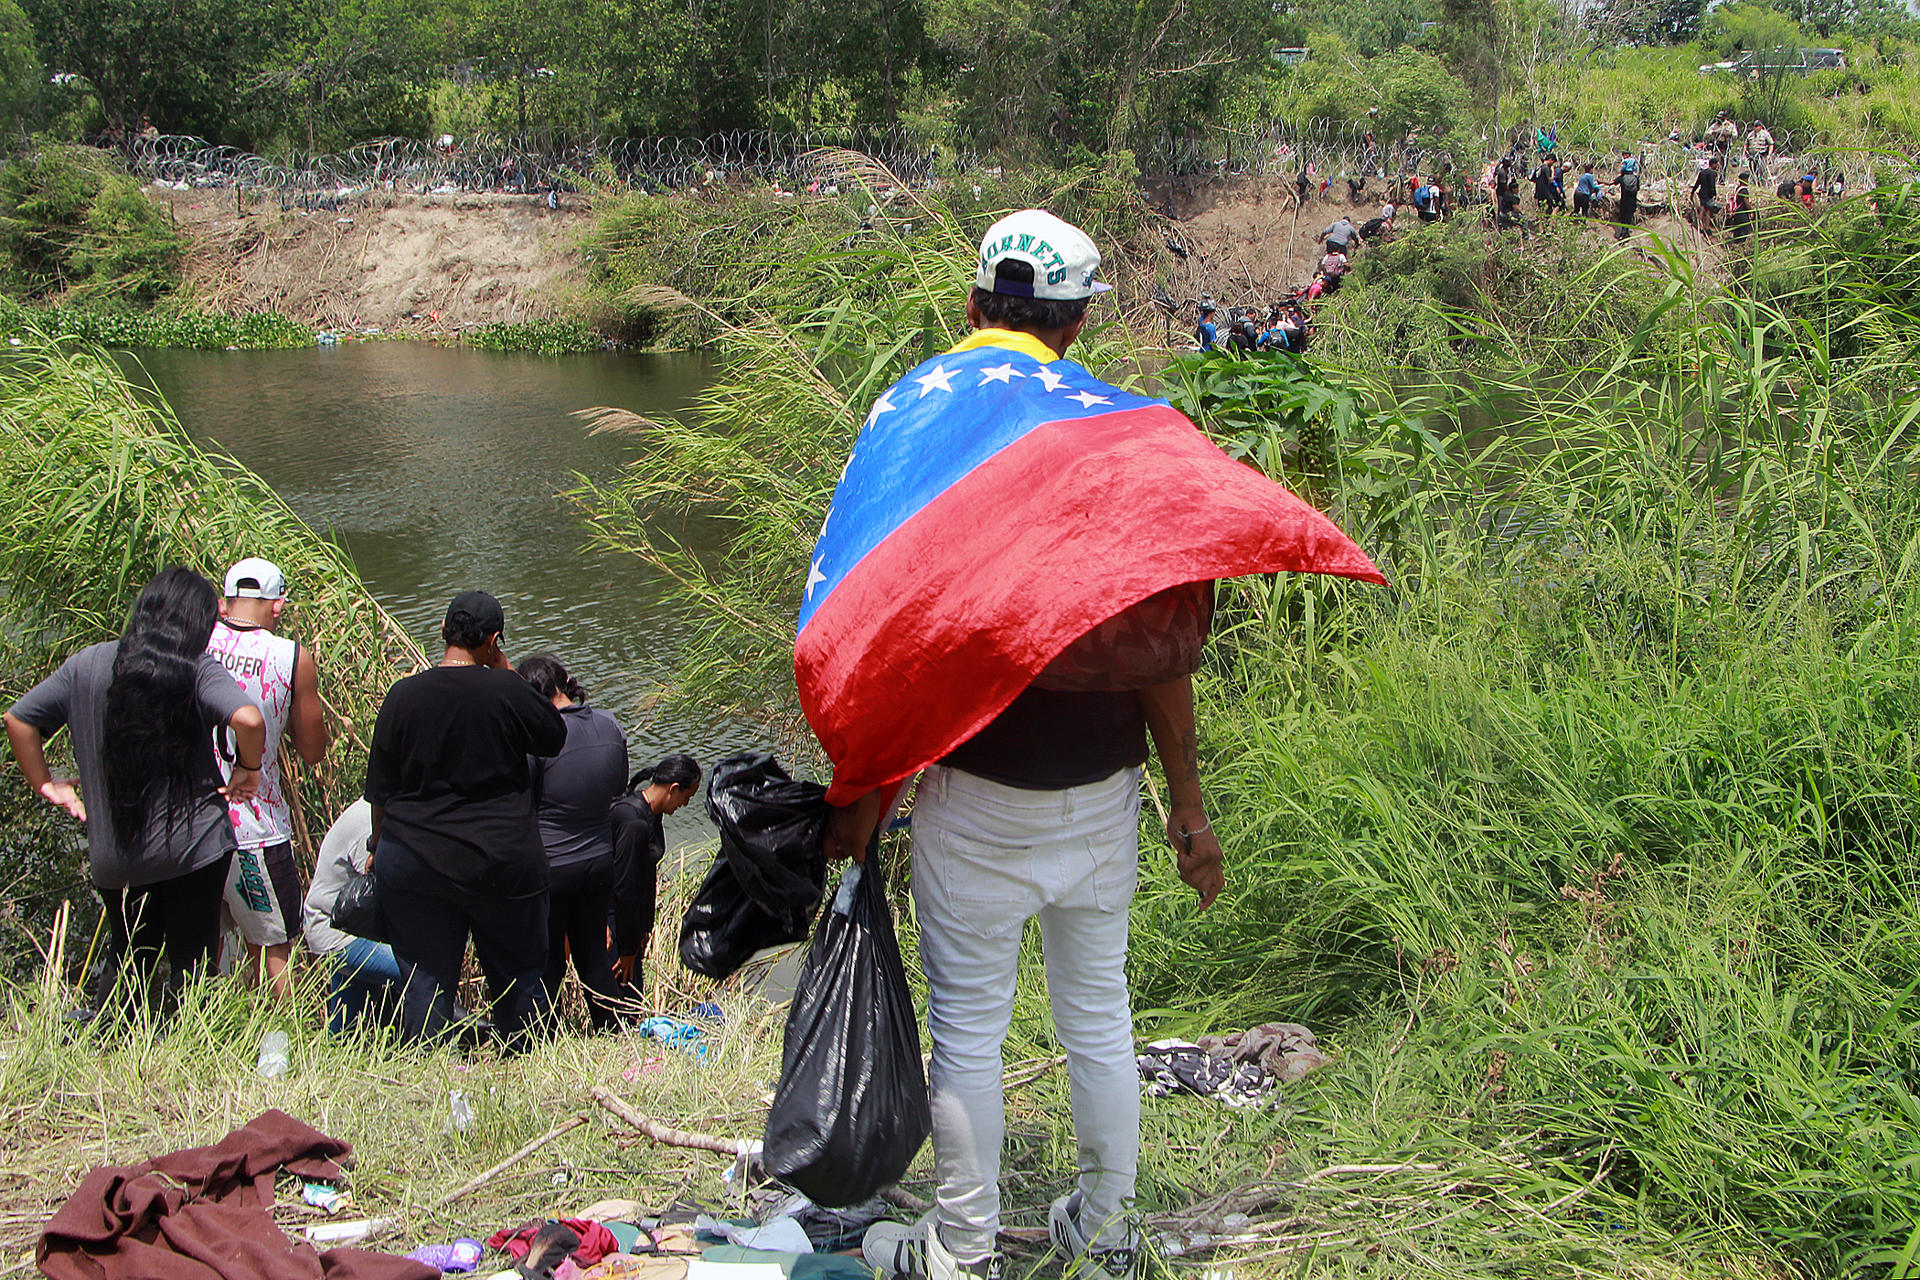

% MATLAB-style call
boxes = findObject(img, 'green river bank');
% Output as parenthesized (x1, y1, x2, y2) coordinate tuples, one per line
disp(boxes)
(0, 146, 1918, 1278)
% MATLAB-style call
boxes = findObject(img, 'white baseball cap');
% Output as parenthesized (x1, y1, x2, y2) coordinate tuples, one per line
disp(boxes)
(224, 557, 286, 600)
(975, 209, 1113, 301)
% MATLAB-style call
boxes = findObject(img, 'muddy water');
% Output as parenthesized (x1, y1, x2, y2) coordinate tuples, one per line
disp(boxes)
(129, 342, 770, 848)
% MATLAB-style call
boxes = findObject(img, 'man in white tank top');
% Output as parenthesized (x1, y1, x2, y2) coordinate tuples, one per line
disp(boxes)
(207, 558, 330, 999)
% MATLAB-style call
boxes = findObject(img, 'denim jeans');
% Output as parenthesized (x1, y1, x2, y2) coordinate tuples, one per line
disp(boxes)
(911, 765, 1143, 1263)
(327, 935, 405, 1035)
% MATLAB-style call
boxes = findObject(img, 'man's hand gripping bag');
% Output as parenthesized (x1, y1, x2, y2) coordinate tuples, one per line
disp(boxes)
(763, 855, 931, 1205)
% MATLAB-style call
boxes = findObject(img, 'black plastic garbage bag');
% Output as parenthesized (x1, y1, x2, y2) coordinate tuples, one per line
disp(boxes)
(763, 856, 931, 1205)
(678, 753, 829, 980)
(679, 855, 808, 979)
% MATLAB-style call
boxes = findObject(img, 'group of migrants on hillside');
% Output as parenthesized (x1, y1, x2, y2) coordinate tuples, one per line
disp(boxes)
(1190, 112, 1856, 353)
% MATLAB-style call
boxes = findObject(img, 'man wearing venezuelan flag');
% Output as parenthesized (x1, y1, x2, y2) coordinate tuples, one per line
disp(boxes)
(800, 211, 1383, 1280)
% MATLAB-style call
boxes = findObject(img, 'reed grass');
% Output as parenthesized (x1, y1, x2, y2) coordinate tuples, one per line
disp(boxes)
(568, 170, 1920, 1275)
(0, 330, 424, 961)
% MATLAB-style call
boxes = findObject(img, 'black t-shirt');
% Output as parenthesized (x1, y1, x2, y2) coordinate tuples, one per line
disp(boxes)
(364, 666, 567, 896)
(942, 686, 1148, 790)
(1693, 169, 1718, 200)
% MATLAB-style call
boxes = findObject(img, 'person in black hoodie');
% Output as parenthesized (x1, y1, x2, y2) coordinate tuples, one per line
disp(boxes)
(608, 755, 703, 1005)
(365, 592, 565, 1050)
(518, 653, 628, 1031)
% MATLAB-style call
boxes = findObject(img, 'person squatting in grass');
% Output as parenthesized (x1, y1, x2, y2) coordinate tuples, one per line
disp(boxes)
(206, 557, 329, 1001)
(4, 566, 265, 1017)
(363, 590, 565, 1051)
(303, 798, 404, 1034)
(516, 651, 629, 1031)
(845, 210, 1227, 1280)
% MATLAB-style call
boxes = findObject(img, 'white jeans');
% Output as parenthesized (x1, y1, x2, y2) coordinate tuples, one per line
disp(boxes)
(911, 764, 1143, 1262)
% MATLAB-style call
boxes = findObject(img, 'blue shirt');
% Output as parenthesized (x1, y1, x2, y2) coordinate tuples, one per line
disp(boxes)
(1576, 173, 1599, 197)
(1197, 320, 1217, 351)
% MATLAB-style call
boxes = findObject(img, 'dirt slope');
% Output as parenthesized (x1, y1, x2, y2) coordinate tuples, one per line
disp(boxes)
(1142, 174, 1720, 318)
(157, 188, 591, 334)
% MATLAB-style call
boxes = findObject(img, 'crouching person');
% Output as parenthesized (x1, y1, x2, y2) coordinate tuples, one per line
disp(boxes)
(303, 799, 404, 1034)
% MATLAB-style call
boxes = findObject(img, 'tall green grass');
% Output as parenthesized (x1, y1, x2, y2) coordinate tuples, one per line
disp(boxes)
(0, 332, 423, 963)
(571, 168, 1920, 1274)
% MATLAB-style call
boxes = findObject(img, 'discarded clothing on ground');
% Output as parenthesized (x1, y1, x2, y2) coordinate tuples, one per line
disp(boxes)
(736, 1191, 887, 1255)
(1197, 1022, 1328, 1081)
(37, 1107, 434, 1280)
(486, 1219, 620, 1268)
(1138, 1022, 1327, 1107)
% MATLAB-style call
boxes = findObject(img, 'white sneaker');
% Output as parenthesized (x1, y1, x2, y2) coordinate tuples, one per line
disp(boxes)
(1050, 1192, 1145, 1279)
(863, 1219, 930, 1280)
(863, 1218, 1006, 1280)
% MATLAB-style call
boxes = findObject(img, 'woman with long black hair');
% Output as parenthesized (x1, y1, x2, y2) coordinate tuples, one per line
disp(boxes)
(4, 566, 265, 1012)
(609, 754, 702, 1003)
(515, 652, 627, 1030)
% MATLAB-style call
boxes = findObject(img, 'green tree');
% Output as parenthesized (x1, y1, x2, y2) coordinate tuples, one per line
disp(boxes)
(1701, 2, 1806, 55)
(0, 0, 40, 134)
(1374, 47, 1470, 154)
(925, 0, 1275, 157)
(1590, 0, 1708, 44)
(251, 0, 448, 150)
(20, 0, 273, 140)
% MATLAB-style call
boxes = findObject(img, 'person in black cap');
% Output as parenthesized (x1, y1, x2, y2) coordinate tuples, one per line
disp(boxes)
(363, 591, 566, 1050)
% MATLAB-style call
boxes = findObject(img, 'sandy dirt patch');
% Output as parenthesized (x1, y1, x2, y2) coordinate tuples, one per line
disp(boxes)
(157, 188, 591, 334)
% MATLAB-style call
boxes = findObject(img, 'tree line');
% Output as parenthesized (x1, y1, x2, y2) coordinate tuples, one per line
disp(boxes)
(0, 0, 1907, 161)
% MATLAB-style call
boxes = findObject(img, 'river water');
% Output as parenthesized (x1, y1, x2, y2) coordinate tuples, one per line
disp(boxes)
(128, 342, 770, 843)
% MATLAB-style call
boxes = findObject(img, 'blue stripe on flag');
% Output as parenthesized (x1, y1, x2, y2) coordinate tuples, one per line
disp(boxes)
(797, 346, 1158, 631)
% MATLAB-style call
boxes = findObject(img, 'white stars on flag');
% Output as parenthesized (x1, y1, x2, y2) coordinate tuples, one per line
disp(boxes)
(1067, 390, 1112, 409)
(864, 388, 898, 427)
(805, 557, 828, 599)
(978, 362, 1024, 385)
(1032, 366, 1066, 393)
(914, 364, 957, 397)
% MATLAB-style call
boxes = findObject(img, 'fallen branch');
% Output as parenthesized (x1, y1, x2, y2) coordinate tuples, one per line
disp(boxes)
(1002, 1054, 1067, 1089)
(1299, 1162, 1446, 1182)
(882, 1186, 930, 1214)
(590, 1087, 750, 1156)
(433, 1114, 588, 1207)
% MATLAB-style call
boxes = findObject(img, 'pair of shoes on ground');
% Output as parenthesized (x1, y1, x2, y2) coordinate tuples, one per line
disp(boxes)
(863, 1194, 1141, 1280)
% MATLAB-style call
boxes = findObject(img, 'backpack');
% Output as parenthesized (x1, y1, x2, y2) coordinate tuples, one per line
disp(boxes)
(1619, 171, 1641, 199)
(1415, 184, 1435, 208)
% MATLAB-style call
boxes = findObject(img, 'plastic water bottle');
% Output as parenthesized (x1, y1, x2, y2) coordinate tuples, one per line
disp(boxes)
(448, 1089, 474, 1132)
(256, 1030, 290, 1079)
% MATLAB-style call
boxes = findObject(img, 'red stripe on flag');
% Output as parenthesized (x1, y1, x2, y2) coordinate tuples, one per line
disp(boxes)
(796, 404, 1384, 803)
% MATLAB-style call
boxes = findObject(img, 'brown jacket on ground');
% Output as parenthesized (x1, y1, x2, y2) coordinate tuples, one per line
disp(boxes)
(38, 1108, 433, 1280)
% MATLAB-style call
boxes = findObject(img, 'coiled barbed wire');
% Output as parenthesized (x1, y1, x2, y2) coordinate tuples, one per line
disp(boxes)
(95, 118, 1912, 210)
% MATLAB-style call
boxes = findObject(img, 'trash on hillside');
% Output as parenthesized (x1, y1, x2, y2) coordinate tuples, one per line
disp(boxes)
(407, 1237, 484, 1271)
(301, 1180, 351, 1213)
